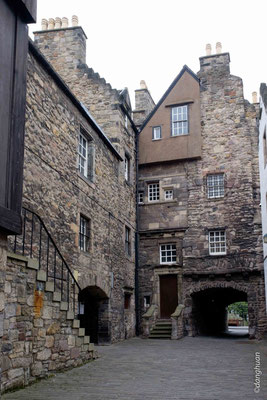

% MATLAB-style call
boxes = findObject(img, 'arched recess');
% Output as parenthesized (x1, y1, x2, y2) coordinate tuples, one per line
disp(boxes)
(78, 286, 110, 344)
(185, 281, 252, 337)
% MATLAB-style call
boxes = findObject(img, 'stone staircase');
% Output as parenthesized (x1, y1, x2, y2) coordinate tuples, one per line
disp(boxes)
(149, 320, 172, 339)
(2, 207, 98, 392)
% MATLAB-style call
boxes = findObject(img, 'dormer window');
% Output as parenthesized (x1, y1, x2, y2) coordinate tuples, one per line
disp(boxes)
(152, 126, 161, 140)
(171, 105, 188, 136)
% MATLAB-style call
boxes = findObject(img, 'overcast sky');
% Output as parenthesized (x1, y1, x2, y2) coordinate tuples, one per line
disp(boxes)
(29, 0, 267, 107)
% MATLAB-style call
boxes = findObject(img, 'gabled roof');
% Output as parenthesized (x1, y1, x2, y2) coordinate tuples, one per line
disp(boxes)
(139, 65, 199, 132)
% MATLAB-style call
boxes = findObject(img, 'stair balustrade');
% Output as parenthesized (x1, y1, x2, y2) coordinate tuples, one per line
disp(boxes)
(8, 207, 81, 315)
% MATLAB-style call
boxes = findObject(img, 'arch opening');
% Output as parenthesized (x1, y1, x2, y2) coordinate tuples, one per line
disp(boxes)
(191, 287, 248, 337)
(78, 286, 110, 344)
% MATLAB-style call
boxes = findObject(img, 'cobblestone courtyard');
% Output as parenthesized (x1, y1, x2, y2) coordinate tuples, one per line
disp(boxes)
(2, 336, 267, 400)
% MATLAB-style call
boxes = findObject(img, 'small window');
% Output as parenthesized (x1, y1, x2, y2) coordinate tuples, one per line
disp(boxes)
(144, 295, 150, 309)
(164, 190, 173, 200)
(125, 226, 131, 256)
(138, 191, 144, 204)
(125, 114, 128, 129)
(124, 293, 131, 309)
(152, 126, 161, 140)
(124, 154, 130, 182)
(79, 215, 90, 252)
(207, 174, 224, 198)
(209, 230, 226, 255)
(171, 105, 188, 136)
(148, 183, 159, 202)
(160, 244, 177, 264)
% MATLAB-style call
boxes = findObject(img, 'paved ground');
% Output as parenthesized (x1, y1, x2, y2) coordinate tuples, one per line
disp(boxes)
(3, 335, 267, 400)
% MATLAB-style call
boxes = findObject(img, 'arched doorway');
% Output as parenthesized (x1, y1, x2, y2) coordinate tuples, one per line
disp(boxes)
(78, 286, 110, 344)
(191, 287, 247, 336)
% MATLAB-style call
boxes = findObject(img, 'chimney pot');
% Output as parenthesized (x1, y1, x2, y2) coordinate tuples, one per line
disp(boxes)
(55, 17, 61, 29)
(206, 44, 212, 56)
(62, 17, 69, 28)
(41, 18, 48, 30)
(72, 15, 79, 27)
(48, 18, 55, 30)
(216, 42, 222, 54)
(252, 91, 258, 104)
(140, 80, 147, 90)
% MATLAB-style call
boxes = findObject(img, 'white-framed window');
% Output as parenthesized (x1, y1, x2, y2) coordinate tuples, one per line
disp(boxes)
(144, 295, 150, 309)
(207, 174, 224, 198)
(78, 130, 95, 182)
(164, 189, 173, 200)
(138, 191, 144, 204)
(209, 230, 226, 255)
(125, 226, 131, 256)
(79, 215, 90, 252)
(171, 105, 188, 136)
(148, 183, 160, 202)
(78, 133, 88, 177)
(125, 114, 128, 129)
(124, 154, 130, 182)
(152, 126, 161, 140)
(160, 244, 177, 264)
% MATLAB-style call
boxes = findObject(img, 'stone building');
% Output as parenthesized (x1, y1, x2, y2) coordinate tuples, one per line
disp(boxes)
(1, 16, 137, 392)
(135, 43, 267, 340)
(258, 83, 267, 312)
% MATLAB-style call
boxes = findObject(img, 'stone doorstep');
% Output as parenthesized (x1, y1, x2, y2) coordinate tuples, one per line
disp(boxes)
(53, 292, 62, 302)
(7, 252, 39, 270)
(60, 302, 68, 311)
(78, 328, 85, 337)
(45, 281, 55, 292)
(73, 319, 80, 329)
(83, 335, 90, 344)
(66, 311, 75, 320)
(37, 270, 47, 282)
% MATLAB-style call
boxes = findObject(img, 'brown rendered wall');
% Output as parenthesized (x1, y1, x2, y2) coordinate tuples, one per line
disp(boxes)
(139, 70, 201, 165)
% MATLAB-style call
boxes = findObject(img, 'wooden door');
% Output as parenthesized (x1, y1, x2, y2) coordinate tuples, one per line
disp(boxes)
(160, 274, 178, 319)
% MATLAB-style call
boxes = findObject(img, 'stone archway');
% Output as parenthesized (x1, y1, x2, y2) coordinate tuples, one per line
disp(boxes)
(184, 281, 255, 338)
(191, 287, 247, 336)
(78, 285, 110, 344)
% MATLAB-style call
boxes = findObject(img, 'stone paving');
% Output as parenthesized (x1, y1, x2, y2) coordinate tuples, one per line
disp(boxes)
(2, 336, 267, 400)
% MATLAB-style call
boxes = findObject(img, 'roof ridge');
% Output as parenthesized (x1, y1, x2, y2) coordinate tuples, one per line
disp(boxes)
(139, 65, 199, 132)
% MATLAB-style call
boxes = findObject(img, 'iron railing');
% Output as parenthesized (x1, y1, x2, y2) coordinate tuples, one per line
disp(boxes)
(9, 207, 81, 314)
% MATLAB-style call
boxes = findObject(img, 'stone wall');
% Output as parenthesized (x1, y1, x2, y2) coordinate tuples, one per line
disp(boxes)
(137, 51, 267, 339)
(1, 253, 94, 393)
(23, 43, 136, 345)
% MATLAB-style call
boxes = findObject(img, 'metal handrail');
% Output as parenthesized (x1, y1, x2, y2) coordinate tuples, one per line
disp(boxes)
(10, 207, 81, 313)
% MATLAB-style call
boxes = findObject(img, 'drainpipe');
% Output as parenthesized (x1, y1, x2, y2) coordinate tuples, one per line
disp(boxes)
(135, 127, 140, 336)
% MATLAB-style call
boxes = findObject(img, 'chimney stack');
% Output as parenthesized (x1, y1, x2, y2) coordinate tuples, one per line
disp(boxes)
(61, 17, 69, 28)
(140, 80, 148, 90)
(41, 18, 48, 30)
(55, 17, 61, 29)
(252, 91, 258, 104)
(72, 15, 79, 27)
(216, 42, 222, 54)
(48, 18, 55, 30)
(206, 44, 212, 56)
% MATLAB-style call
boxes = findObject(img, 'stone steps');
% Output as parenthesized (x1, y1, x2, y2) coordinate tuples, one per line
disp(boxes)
(12, 252, 95, 352)
(149, 320, 172, 339)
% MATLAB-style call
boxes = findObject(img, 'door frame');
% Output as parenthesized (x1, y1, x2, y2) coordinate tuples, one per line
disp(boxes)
(152, 267, 183, 319)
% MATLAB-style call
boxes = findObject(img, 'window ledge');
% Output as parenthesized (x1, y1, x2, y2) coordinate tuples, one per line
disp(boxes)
(78, 172, 95, 189)
(145, 200, 177, 206)
(170, 133, 189, 137)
